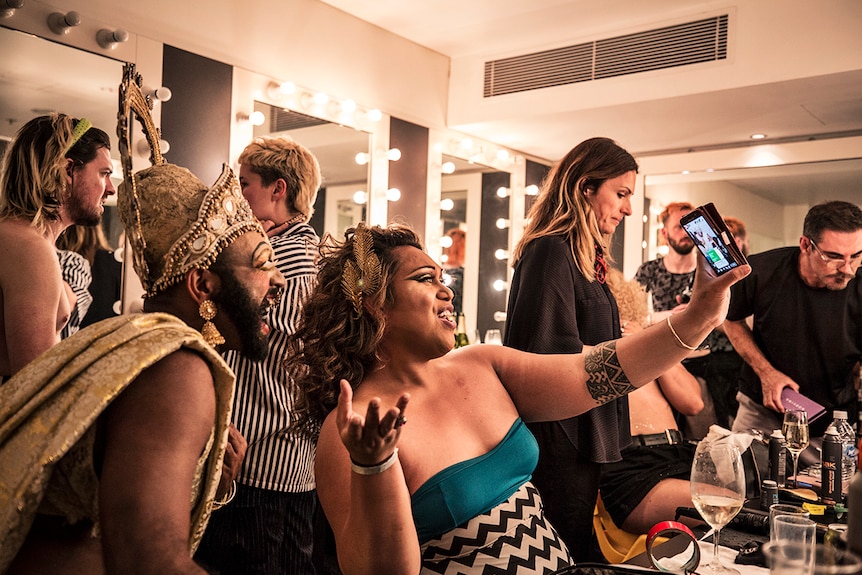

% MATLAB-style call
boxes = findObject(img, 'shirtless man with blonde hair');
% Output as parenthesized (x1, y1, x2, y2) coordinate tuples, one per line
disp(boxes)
(0, 114, 115, 379)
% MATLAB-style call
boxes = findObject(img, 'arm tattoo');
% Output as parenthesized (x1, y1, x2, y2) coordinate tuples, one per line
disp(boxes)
(584, 341, 635, 403)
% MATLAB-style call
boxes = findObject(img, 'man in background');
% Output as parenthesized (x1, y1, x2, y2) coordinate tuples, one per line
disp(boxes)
(197, 136, 322, 574)
(727, 200, 862, 466)
(0, 115, 114, 380)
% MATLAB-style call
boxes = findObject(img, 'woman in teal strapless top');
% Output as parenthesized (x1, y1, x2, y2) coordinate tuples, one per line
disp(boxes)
(286, 223, 747, 575)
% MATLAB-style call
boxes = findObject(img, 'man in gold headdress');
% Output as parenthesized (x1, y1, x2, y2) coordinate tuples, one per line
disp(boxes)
(0, 64, 285, 574)
(0, 114, 115, 381)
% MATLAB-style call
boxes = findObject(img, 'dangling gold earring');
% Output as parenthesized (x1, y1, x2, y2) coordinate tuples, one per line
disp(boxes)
(199, 300, 225, 346)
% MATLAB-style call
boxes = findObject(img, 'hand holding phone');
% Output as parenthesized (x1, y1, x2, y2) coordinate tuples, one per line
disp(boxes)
(680, 203, 748, 276)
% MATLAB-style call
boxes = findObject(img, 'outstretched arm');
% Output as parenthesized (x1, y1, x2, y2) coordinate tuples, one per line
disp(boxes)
(493, 254, 749, 422)
(316, 380, 416, 575)
(723, 318, 797, 412)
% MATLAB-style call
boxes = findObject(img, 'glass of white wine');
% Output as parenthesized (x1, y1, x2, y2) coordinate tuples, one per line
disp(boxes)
(782, 409, 810, 488)
(691, 441, 746, 575)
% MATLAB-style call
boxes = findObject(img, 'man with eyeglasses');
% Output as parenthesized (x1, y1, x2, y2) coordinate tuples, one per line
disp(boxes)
(726, 200, 862, 467)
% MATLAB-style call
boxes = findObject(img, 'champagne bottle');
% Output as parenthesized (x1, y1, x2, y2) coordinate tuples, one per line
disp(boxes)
(454, 313, 469, 348)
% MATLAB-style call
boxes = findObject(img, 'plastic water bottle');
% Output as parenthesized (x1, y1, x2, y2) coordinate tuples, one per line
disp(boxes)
(822, 426, 843, 505)
(832, 410, 858, 482)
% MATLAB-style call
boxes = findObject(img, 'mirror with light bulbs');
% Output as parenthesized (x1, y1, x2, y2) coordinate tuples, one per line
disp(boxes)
(0, 25, 125, 246)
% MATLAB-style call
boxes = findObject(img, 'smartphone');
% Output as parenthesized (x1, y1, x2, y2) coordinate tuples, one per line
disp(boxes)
(679, 202, 747, 276)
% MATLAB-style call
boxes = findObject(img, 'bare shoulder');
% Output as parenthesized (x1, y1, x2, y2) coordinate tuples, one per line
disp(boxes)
(112, 348, 216, 428)
(0, 221, 58, 278)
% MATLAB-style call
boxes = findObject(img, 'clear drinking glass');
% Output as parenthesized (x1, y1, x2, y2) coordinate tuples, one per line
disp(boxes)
(483, 329, 503, 345)
(690, 441, 746, 575)
(782, 409, 810, 488)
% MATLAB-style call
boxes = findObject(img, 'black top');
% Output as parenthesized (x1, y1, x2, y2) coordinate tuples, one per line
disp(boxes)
(728, 246, 862, 433)
(504, 235, 630, 462)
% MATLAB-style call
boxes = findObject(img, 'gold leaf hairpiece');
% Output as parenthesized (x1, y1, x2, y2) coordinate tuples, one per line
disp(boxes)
(341, 222, 382, 317)
(63, 118, 92, 155)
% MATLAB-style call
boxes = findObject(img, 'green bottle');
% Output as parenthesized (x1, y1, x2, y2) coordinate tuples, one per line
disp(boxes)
(454, 313, 469, 348)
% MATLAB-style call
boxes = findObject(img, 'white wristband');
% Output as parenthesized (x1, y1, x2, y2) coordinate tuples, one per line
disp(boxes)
(351, 448, 399, 476)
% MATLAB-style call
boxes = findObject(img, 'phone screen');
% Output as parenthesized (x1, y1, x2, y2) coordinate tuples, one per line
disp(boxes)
(681, 213, 739, 275)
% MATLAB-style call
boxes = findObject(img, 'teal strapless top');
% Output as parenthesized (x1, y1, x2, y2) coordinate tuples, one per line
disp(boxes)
(411, 418, 538, 544)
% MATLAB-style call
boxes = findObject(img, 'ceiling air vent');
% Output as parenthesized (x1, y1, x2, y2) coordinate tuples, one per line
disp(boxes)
(270, 107, 330, 132)
(484, 14, 728, 98)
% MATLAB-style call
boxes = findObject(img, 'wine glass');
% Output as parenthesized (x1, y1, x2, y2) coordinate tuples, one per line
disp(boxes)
(782, 409, 810, 488)
(690, 441, 746, 575)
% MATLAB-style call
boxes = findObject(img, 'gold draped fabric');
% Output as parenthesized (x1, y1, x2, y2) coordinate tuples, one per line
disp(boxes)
(0, 313, 235, 572)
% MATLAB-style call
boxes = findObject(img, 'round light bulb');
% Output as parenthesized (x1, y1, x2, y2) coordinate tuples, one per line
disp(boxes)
(495, 218, 509, 229)
(249, 111, 266, 126)
(341, 99, 356, 114)
(355, 152, 369, 166)
(386, 148, 402, 161)
(496, 186, 509, 198)
(493, 279, 507, 292)
(366, 109, 383, 122)
(440, 236, 453, 248)
(440, 198, 454, 211)
(494, 249, 509, 260)
(352, 190, 367, 204)
(525, 184, 539, 196)
(441, 161, 455, 174)
(386, 188, 401, 202)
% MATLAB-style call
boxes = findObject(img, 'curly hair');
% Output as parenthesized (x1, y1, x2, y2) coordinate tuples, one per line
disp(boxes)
(238, 136, 321, 221)
(512, 137, 637, 282)
(0, 114, 111, 233)
(286, 223, 423, 435)
(605, 268, 648, 325)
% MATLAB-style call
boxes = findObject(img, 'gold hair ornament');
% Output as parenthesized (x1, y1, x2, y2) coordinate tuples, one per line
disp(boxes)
(199, 300, 226, 347)
(63, 118, 92, 155)
(341, 222, 382, 317)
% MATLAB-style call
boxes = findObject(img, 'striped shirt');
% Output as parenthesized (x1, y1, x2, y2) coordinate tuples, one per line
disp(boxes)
(222, 222, 318, 492)
(57, 249, 93, 340)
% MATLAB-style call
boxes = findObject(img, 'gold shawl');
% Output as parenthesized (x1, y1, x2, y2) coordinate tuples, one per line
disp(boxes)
(0, 313, 235, 571)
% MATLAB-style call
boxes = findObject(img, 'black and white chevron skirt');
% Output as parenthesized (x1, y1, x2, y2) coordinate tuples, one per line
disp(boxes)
(420, 482, 573, 574)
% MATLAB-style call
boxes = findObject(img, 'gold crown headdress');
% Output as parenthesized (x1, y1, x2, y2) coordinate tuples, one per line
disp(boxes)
(117, 63, 264, 297)
(341, 222, 382, 317)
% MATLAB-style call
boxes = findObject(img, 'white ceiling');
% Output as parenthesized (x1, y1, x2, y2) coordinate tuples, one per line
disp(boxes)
(317, 0, 862, 205)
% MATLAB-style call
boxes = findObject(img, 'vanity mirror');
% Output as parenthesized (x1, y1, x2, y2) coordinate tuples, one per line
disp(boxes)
(644, 157, 862, 259)
(250, 100, 371, 239)
(0, 25, 125, 245)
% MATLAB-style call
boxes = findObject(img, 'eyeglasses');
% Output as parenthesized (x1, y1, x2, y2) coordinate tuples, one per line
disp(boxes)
(807, 237, 862, 268)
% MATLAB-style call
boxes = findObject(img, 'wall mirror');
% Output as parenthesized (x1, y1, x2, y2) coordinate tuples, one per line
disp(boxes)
(250, 100, 371, 239)
(643, 157, 862, 259)
(428, 136, 524, 339)
(0, 25, 125, 246)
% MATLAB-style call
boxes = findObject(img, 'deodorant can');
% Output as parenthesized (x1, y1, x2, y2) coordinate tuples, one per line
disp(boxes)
(760, 480, 779, 511)
(823, 425, 844, 505)
(768, 429, 787, 488)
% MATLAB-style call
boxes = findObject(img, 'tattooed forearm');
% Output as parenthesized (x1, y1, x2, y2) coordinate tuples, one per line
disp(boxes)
(584, 341, 635, 403)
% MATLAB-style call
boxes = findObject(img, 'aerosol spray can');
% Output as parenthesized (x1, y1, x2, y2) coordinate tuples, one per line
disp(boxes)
(822, 425, 844, 506)
(768, 429, 787, 488)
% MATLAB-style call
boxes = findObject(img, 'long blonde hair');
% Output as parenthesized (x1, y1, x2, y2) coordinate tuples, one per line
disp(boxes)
(0, 114, 110, 234)
(512, 137, 637, 282)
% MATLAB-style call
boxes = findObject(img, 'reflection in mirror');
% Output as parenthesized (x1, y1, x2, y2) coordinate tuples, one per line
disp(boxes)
(439, 154, 506, 336)
(251, 101, 371, 239)
(644, 158, 862, 259)
(0, 26, 125, 247)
